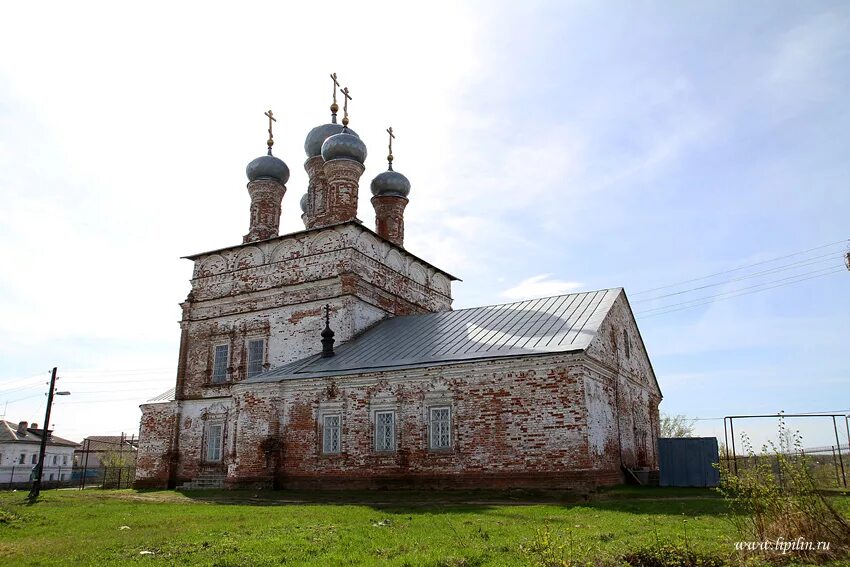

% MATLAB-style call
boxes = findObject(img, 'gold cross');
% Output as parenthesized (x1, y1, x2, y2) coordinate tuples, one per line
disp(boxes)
(386, 127, 395, 168)
(340, 86, 352, 126)
(265, 109, 276, 152)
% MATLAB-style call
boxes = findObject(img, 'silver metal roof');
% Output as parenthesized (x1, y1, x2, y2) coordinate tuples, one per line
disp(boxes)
(248, 288, 622, 382)
(145, 387, 175, 403)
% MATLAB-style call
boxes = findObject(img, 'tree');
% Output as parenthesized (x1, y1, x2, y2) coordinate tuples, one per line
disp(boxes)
(100, 449, 135, 488)
(660, 413, 696, 437)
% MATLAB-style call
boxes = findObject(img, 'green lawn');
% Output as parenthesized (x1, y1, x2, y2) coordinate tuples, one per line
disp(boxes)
(0, 487, 845, 566)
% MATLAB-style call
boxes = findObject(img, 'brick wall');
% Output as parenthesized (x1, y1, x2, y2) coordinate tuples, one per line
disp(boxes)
(212, 352, 650, 490)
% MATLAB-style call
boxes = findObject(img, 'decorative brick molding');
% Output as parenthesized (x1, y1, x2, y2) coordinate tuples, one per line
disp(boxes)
(243, 179, 286, 243)
(371, 195, 409, 247)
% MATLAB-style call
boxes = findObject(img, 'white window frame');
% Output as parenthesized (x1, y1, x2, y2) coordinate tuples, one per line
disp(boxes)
(246, 338, 265, 378)
(204, 423, 224, 462)
(429, 406, 452, 450)
(63, 455, 68, 465)
(322, 414, 342, 454)
(374, 410, 396, 453)
(211, 343, 230, 384)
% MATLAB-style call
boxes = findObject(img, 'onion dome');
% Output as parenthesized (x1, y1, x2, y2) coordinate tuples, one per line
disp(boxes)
(299, 193, 308, 213)
(304, 124, 358, 158)
(371, 170, 410, 197)
(321, 129, 367, 164)
(246, 154, 290, 183)
(247, 109, 290, 183)
(371, 126, 408, 197)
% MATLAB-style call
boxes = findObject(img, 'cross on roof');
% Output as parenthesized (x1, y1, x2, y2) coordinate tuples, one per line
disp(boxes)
(386, 127, 395, 169)
(330, 73, 340, 105)
(340, 86, 352, 126)
(264, 110, 276, 154)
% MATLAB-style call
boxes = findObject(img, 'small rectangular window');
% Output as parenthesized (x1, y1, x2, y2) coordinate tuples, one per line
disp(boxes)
(206, 424, 223, 462)
(212, 344, 229, 383)
(31, 454, 37, 464)
(429, 407, 452, 450)
(49, 473, 54, 481)
(52, 455, 58, 465)
(19, 453, 25, 464)
(247, 339, 265, 378)
(322, 415, 341, 454)
(63, 455, 68, 465)
(60, 473, 65, 481)
(375, 411, 395, 452)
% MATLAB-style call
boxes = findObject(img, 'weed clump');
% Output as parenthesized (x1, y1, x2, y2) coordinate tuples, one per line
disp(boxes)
(621, 542, 724, 567)
(718, 424, 850, 564)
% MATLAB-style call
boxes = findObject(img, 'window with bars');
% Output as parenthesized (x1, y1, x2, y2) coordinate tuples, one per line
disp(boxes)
(375, 411, 395, 452)
(212, 344, 229, 383)
(429, 407, 452, 449)
(247, 339, 265, 378)
(205, 423, 223, 462)
(322, 414, 341, 454)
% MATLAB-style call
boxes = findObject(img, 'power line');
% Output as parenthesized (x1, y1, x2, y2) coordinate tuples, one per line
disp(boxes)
(60, 367, 171, 377)
(637, 267, 845, 318)
(638, 264, 844, 314)
(632, 239, 848, 296)
(60, 387, 168, 395)
(2, 393, 44, 405)
(63, 378, 173, 386)
(1, 375, 172, 395)
(632, 252, 844, 304)
(59, 397, 155, 405)
(0, 372, 51, 390)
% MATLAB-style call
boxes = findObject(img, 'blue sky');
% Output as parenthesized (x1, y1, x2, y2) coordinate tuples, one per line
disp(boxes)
(1, 1, 848, 448)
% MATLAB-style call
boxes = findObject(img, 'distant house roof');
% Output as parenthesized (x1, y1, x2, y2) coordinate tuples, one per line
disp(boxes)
(0, 420, 79, 448)
(77, 436, 139, 453)
(247, 288, 622, 383)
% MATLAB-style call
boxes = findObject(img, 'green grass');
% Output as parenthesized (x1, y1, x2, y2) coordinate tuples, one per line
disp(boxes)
(0, 487, 845, 566)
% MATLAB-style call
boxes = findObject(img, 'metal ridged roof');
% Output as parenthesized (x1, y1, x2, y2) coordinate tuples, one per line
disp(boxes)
(145, 387, 175, 403)
(250, 288, 622, 382)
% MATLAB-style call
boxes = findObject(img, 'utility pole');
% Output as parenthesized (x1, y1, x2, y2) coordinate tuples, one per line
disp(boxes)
(28, 367, 70, 500)
(28, 367, 57, 500)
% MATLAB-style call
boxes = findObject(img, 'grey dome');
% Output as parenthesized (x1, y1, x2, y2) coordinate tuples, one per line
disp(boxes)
(321, 131, 367, 164)
(246, 154, 290, 183)
(371, 170, 411, 198)
(299, 193, 308, 213)
(304, 123, 357, 157)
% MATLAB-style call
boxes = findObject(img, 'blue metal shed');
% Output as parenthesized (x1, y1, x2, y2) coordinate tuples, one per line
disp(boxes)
(658, 437, 720, 487)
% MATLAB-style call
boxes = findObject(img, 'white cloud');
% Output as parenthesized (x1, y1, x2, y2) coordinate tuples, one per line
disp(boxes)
(500, 274, 583, 300)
